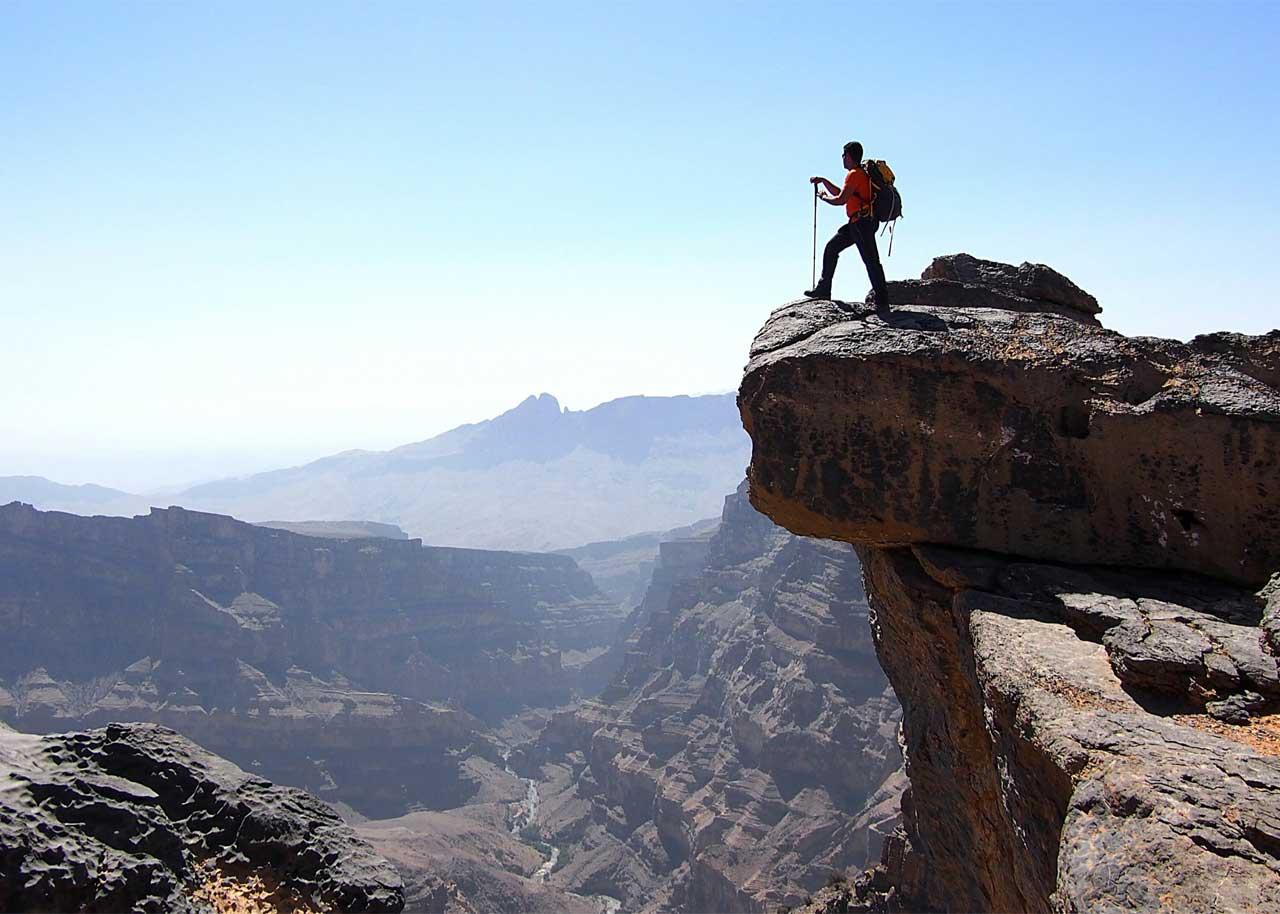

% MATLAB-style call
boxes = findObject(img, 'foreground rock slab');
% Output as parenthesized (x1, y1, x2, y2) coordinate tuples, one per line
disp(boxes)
(0, 721, 403, 913)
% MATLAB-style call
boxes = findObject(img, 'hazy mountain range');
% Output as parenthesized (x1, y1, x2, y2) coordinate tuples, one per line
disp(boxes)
(1, 392, 750, 551)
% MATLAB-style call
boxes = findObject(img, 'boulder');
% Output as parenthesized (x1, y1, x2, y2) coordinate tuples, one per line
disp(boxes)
(921, 252, 1102, 315)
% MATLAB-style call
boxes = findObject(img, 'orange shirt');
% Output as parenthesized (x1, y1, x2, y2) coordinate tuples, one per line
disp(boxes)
(843, 168, 872, 219)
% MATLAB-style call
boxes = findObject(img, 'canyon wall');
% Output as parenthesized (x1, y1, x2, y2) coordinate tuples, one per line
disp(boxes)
(0, 503, 617, 818)
(739, 255, 1280, 912)
(521, 483, 902, 912)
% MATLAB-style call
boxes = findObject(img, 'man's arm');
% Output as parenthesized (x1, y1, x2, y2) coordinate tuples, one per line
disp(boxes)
(809, 176, 840, 197)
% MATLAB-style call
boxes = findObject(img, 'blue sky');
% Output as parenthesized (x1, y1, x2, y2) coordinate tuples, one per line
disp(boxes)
(2, 1, 1277, 489)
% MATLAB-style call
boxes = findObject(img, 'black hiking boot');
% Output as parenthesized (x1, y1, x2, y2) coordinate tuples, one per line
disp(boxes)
(867, 290, 890, 313)
(804, 282, 832, 300)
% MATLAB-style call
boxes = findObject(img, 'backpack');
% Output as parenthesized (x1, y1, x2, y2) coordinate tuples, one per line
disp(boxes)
(864, 159, 903, 224)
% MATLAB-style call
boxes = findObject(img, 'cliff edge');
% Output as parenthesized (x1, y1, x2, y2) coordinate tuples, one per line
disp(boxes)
(739, 255, 1280, 913)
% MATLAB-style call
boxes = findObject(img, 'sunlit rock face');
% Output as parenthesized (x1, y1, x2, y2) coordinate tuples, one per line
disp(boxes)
(742, 253, 1280, 587)
(522, 483, 902, 913)
(740, 256, 1280, 913)
(0, 502, 615, 817)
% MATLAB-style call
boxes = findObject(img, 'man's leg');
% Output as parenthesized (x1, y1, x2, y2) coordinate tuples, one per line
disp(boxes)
(853, 219, 890, 308)
(808, 223, 857, 297)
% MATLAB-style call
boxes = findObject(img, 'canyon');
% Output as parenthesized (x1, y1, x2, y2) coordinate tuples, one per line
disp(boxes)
(0, 502, 619, 819)
(502, 482, 902, 913)
(0, 484, 903, 913)
(5, 253, 1275, 913)
(740, 254, 1280, 912)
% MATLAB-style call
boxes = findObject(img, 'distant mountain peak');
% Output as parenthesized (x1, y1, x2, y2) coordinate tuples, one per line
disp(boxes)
(9, 392, 751, 551)
(508, 393, 562, 417)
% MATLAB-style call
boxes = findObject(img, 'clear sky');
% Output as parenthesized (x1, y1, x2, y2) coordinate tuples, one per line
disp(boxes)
(3, 1, 1277, 491)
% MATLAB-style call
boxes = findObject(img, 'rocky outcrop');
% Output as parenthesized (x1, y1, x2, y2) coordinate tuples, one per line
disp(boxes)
(0, 720, 403, 913)
(743, 256, 1280, 586)
(739, 255, 1280, 912)
(896, 252, 1103, 324)
(0, 503, 616, 817)
(522, 484, 902, 912)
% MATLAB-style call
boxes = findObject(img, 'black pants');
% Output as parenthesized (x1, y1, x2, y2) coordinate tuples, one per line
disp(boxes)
(822, 218, 888, 304)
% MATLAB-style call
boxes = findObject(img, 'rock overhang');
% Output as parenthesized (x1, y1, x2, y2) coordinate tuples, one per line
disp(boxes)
(739, 255, 1280, 587)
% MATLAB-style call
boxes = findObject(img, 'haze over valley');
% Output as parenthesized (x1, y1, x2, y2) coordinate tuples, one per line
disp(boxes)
(1, 392, 749, 552)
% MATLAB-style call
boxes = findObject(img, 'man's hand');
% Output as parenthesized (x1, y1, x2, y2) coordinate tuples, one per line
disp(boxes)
(810, 176, 840, 197)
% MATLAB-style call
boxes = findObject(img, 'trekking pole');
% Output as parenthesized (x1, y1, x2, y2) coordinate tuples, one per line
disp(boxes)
(811, 184, 819, 288)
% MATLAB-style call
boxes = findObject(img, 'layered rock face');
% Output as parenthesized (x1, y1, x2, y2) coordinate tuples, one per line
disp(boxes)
(0, 720, 403, 913)
(746, 255, 1279, 586)
(740, 255, 1280, 912)
(0, 503, 616, 817)
(522, 483, 902, 912)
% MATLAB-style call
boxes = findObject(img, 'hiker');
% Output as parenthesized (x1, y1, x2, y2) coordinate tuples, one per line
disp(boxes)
(806, 141, 890, 309)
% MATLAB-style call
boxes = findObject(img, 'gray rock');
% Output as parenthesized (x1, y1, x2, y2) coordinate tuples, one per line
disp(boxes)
(920, 252, 1102, 315)
(886, 277, 1102, 325)
(0, 721, 403, 913)
(1190, 330, 1280, 389)
(1263, 574, 1280, 657)
(1206, 691, 1270, 725)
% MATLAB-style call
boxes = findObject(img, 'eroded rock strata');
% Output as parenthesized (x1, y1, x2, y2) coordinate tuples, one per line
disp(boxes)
(744, 254, 1279, 586)
(0, 720, 403, 913)
(0, 503, 616, 817)
(740, 255, 1280, 912)
(521, 483, 902, 912)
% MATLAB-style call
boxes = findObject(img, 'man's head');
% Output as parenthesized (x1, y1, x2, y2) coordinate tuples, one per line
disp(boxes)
(842, 141, 864, 169)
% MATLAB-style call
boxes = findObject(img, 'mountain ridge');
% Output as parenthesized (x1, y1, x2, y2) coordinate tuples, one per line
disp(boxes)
(1, 391, 749, 551)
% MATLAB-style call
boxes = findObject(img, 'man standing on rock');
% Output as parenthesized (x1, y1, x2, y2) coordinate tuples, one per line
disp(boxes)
(806, 141, 890, 309)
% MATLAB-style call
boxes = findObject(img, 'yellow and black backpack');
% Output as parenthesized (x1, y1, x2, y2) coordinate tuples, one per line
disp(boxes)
(865, 160, 903, 224)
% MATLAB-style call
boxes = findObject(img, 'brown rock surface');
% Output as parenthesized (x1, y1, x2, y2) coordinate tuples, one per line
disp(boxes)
(740, 261, 1280, 587)
(738, 256, 1280, 912)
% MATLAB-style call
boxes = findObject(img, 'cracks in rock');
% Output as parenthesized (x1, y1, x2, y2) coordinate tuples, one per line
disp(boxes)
(1173, 508, 1207, 536)
(1243, 823, 1280, 861)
